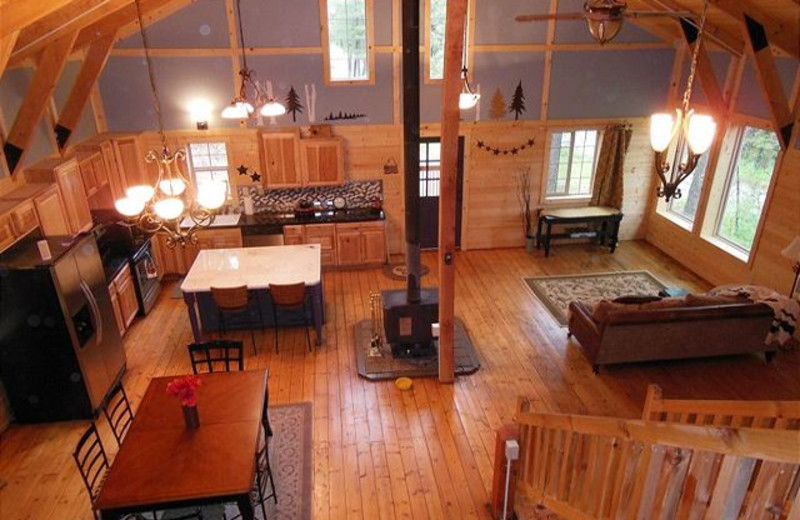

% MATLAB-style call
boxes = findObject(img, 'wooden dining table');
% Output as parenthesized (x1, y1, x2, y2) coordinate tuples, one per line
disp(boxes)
(95, 370, 268, 520)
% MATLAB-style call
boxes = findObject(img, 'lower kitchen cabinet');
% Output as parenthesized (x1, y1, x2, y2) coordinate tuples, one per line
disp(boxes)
(304, 224, 337, 266)
(109, 264, 138, 336)
(283, 220, 386, 268)
(184, 228, 243, 271)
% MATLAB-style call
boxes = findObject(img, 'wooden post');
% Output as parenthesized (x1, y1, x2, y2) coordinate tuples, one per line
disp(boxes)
(437, 0, 467, 384)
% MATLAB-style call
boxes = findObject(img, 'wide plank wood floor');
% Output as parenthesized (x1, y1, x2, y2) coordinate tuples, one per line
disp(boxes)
(1, 241, 798, 520)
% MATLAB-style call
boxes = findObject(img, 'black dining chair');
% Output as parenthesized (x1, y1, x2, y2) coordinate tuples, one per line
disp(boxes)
(211, 285, 262, 355)
(269, 282, 312, 353)
(103, 382, 134, 447)
(187, 340, 244, 374)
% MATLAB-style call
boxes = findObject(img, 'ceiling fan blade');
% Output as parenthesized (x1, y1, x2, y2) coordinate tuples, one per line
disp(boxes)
(515, 12, 586, 22)
(623, 10, 695, 18)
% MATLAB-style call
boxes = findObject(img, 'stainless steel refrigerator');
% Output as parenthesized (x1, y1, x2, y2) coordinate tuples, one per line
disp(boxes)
(0, 234, 126, 423)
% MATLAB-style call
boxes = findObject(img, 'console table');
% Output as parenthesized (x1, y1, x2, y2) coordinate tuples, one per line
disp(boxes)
(536, 206, 623, 257)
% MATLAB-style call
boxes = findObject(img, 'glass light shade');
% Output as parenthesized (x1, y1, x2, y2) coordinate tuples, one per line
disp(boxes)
(196, 182, 227, 210)
(650, 112, 680, 153)
(587, 18, 623, 44)
(260, 100, 287, 117)
(159, 178, 187, 196)
(115, 197, 145, 217)
(221, 100, 254, 119)
(781, 236, 800, 262)
(153, 198, 185, 220)
(126, 184, 155, 202)
(686, 113, 716, 155)
(459, 92, 480, 110)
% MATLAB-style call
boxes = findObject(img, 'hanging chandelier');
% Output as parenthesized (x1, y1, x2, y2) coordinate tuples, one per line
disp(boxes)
(649, 0, 716, 202)
(221, 0, 286, 119)
(114, 0, 227, 248)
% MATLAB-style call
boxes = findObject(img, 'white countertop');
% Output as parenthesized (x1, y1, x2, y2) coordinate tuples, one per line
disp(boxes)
(180, 244, 321, 293)
(180, 213, 241, 229)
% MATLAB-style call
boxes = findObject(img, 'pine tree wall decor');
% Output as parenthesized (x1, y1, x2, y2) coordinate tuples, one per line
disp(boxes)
(286, 86, 304, 122)
(324, 111, 367, 121)
(490, 88, 506, 120)
(509, 81, 526, 120)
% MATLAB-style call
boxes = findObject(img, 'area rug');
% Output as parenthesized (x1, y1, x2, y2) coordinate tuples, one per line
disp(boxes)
(524, 271, 669, 326)
(162, 402, 312, 520)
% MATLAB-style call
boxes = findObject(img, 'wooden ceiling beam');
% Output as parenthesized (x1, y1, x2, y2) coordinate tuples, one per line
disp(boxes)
(0, 30, 19, 79)
(54, 33, 115, 151)
(743, 15, 794, 149)
(708, 0, 799, 59)
(8, 0, 129, 68)
(679, 19, 727, 116)
(0, 0, 79, 39)
(3, 31, 78, 176)
(637, 0, 744, 54)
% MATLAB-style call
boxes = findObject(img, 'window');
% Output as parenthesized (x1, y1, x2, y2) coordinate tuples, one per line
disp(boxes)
(545, 129, 599, 199)
(324, 0, 371, 83)
(715, 126, 780, 253)
(666, 146, 710, 223)
(428, 0, 447, 80)
(187, 142, 230, 193)
(419, 140, 441, 197)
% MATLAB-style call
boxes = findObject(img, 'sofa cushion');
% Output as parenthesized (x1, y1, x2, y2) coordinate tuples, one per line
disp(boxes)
(592, 297, 686, 322)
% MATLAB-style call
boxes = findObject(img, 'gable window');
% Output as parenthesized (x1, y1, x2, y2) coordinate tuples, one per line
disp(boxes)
(545, 129, 600, 199)
(187, 142, 230, 194)
(427, 0, 447, 81)
(323, 0, 373, 84)
(419, 140, 441, 197)
(667, 147, 710, 223)
(714, 126, 780, 254)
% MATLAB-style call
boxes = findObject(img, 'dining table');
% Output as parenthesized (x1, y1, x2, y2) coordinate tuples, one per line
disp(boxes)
(180, 244, 325, 345)
(94, 370, 269, 520)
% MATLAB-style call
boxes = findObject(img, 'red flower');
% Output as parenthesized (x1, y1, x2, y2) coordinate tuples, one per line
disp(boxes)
(166, 375, 202, 407)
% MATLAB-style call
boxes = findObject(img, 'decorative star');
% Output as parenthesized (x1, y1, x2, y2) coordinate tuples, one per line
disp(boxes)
(503, 150, 508, 155)
(237, 164, 249, 176)
(511, 148, 519, 155)
(493, 149, 500, 155)
(527, 139, 535, 146)
(250, 172, 261, 182)
(477, 141, 484, 148)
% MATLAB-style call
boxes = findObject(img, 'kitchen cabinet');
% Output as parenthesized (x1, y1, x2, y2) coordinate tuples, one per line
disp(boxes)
(305, 224, 337, 266)
(300, 138, 344, 186)
(101, 141, 128, 200)
(283, 220, 386, 268)
(183, 228, 243, 274)
(361, 222, 388, 264)
(335, 225, 361, 266)
(78, 151, 109, 198)
(153, 235, 187, 276)
(55, 160, 93, 233)
(109, 282, 126, 337)
(260, 130, 302, 188)
(34, 185, 71, 236)
(283, 225, 304, 245)
(0, 214, 15, 251)
(9, 200, 38, 237)
(112, 263, 139, 331)
(112, 135, 148, 186)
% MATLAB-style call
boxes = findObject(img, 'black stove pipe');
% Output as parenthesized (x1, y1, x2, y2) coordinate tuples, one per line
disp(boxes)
(402, 0, 421, 304)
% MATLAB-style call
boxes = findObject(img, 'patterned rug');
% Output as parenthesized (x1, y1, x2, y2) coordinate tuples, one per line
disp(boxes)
(524, 271, 668, 326)
(162, 402, 312, 520)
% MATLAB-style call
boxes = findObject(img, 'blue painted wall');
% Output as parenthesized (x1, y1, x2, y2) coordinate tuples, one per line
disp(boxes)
(736, 56, 798, 119)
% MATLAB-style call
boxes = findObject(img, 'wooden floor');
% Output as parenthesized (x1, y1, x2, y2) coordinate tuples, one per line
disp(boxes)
(1, 241, 798, 520)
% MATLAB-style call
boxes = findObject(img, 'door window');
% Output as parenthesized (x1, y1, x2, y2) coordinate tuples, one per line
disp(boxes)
(419, 140, 441, 197)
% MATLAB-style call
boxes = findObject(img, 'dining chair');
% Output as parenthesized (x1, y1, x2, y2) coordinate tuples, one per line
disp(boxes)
(187, 340, 244, 374)
(103, 382, 134, 447)
(269, 282, 312, 353)
(211, 285, 262, 355)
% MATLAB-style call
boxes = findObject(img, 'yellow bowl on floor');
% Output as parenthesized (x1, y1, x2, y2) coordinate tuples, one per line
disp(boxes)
(395, 377, 413, 391)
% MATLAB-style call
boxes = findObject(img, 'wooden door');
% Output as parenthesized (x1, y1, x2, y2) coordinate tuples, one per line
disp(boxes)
(336, 224, 362, 266)
(301, 138, 344, 186)
(35, 186, 71, 236)
(418, 137, 464, 250)
(56, 160, 93, 233)
(361, 224, 386, 264)
(260, 130, 302, 188)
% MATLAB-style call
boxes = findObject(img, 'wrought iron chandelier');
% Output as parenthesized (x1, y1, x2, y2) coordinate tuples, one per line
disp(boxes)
(649, 0, 716, 202)
(221, 0, 286, 119)
(114, 0, 227, 248)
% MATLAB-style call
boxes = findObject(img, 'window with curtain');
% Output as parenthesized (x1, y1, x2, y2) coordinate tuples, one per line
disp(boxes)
(187, 142, 230, 193)
(545, 129, 600, 199)
(714, 126, 780, 254)
(325, 0, 369, 82)
(666, 146, 711, 223)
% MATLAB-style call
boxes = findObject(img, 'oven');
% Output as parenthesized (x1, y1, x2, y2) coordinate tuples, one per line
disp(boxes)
(131, 240, 162, 315)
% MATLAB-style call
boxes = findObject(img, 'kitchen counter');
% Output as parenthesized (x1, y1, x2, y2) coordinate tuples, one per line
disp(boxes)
(239, 208, 384, 235)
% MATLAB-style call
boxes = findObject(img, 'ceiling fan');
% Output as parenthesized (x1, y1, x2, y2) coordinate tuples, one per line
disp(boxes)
(515, 0, 693, 44)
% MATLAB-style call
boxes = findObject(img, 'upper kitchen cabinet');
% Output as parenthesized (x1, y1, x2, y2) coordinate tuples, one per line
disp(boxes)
(25, 159, 93, 234)
(301, 138, 344, 186)
(111, 135, 148, 187)
(260, 130, 303, 188)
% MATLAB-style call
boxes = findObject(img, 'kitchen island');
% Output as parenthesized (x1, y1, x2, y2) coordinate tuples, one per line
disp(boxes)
(180, 244, 324, 345)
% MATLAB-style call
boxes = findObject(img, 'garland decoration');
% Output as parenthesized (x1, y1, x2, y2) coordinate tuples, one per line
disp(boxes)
(475, 137, 535, 156)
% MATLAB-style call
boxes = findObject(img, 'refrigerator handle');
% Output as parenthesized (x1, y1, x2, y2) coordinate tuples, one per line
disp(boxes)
(80, 280, 103, 347)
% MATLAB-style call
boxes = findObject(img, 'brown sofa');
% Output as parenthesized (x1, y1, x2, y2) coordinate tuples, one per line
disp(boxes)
(567, 297, 776, 373)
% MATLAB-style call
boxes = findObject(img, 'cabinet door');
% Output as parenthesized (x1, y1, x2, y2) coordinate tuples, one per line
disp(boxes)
(35, 187, 71, 236)
(305, 224, 336, 266)
(109, 283, 126, 336)
(101, 141, 127, 200)
(155, 235, 186, 276)
(0, 214, 16, 251)
(113, 136, 147, 186)
(10, 200, 38, 237)
(336, 230, 362, 266)
(301, 138, 344, 186)
(361, 228, 386, 264)
(78, 157, 98, 196)
(114, 266, 139, 327)
(283, 225, 304, 245)
(90, 153, 109, 189)
(260, 131, 302, 188)
(56, 161, 93, 233)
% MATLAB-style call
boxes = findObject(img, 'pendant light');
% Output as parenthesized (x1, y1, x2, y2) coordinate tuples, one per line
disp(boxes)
(458, 18, 479, 111)
(222, 0, 286, 120)
(114, 0, 227, 248)
(649, 0, 717, 202)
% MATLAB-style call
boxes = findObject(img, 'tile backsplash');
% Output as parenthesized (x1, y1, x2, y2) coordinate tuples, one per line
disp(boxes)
(236, 180, 383, 213)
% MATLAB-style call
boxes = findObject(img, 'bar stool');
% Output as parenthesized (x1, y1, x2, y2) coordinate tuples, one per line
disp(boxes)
(269, 282, 311, 354)
(211, 285, 261, 355)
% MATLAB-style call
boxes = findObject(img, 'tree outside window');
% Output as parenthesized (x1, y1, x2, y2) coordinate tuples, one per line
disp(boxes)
(715, 126, 780, 253)
(667, 145, 710, 223)
(428, 0, 447, 80)
(545, 130, 599, 199)
(188, 142, 230, 196)
(327, 0, 368, 81)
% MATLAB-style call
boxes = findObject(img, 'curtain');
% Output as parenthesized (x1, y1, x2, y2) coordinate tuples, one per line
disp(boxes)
(590, 124, 632, 209)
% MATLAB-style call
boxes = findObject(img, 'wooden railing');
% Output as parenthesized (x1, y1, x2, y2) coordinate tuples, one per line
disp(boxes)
(515, 398, 800, 519)
(642, 384, 800, 430)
